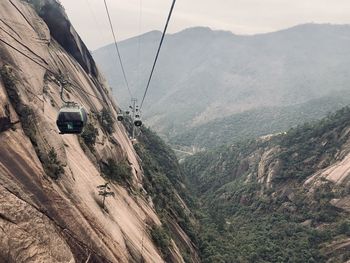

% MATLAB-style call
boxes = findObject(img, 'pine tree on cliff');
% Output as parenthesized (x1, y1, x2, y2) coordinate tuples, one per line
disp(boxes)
(97, 183, 115, 209)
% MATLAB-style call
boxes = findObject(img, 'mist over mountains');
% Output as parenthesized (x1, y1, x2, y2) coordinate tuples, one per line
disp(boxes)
(94, 23, 350, 142)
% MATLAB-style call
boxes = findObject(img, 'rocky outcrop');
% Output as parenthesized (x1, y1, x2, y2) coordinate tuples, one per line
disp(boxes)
(183, 108, 350, 262)
(0, 0, 197, 262)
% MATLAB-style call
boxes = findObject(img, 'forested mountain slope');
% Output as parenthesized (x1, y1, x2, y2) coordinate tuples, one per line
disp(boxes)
(0, 0, 198, 262)
(183, 107, 350, 262)
(171, 91, 350, 149)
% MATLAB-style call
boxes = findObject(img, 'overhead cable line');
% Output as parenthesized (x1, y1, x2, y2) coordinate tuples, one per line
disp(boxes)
(0, 38, 107, 103)
(140, 0, 176, 109)
(103, 0, 133, 98)
(136, 0, 143, 92)
(85, 0, 103, 30)
(0, 38, 51, 72)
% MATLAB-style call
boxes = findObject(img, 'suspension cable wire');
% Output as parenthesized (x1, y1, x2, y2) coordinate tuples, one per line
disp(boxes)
(102, 0, 133, 99)
(139, 0, 176, 110)
(136, 0, 143, 93)
(0, 38, 51, 72)
(0, 38, 108, 103)
(85, 0, 103, 31)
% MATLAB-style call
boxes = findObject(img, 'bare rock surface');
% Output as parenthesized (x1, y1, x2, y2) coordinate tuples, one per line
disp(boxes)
(0, 1, 197, 262)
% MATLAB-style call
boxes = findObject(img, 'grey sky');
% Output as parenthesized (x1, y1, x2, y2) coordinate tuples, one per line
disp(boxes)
(60, 0, 350, 50)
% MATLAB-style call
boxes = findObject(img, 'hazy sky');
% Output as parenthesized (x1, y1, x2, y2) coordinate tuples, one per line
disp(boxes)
(60, 0, 350, 50)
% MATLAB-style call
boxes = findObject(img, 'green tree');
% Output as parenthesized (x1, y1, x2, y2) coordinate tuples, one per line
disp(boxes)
(81, 123, 98, 150)
(100, 108, 114, 134)
(97, 182, 115, 209)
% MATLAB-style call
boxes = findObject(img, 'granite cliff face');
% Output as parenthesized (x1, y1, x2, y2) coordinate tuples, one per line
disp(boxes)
(0, 0, 198, 262)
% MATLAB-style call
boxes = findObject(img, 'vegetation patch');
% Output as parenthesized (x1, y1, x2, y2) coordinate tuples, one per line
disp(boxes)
(99, 108, 114, 134)
(150, 225, 171, 258)
(44, 147, 64, 180)
(19, 106, 37, 144)
(135, 127, 199, 259)
(96, 182, 115, 211)
(1, 65, 20, 105)
(273, 107, 350, 182)
(182, 107, 350, 262)
(101, 158, 132, 185)
(80, 122, 98, 151)
(1, 65, 37, 142)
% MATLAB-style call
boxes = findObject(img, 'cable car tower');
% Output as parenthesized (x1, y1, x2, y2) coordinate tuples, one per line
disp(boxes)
(101, 0, 176, 141)
(129, 98, 142, 140)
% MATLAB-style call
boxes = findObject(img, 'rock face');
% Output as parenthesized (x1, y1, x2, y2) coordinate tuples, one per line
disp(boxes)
(0, 0, 198, 262)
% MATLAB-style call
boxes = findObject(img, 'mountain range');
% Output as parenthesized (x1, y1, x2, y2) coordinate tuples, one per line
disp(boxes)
(93, 24, 350, 140)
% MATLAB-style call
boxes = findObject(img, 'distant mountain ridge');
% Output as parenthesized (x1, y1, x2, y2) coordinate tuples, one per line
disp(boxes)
(170, 90, 350, 149)
(93, 23, 350, 137)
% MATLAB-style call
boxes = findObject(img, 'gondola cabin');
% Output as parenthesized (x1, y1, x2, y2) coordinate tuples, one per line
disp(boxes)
(134, 115, 142, 127)
(117, 113, 124, 121)
(56, 105, 87, 134)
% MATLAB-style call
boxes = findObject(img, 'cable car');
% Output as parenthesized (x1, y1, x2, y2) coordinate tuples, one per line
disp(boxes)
(56, 104, 87, 134)
(117, 113, 124, 121)
(134, 114, 142, 127)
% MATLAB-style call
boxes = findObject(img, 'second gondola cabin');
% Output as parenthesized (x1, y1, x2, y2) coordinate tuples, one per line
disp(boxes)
(117, 113, 124, 121)
(134, 115, 142, 127)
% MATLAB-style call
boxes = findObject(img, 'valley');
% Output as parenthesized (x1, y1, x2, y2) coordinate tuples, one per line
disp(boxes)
(182, 107, 350, 262)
